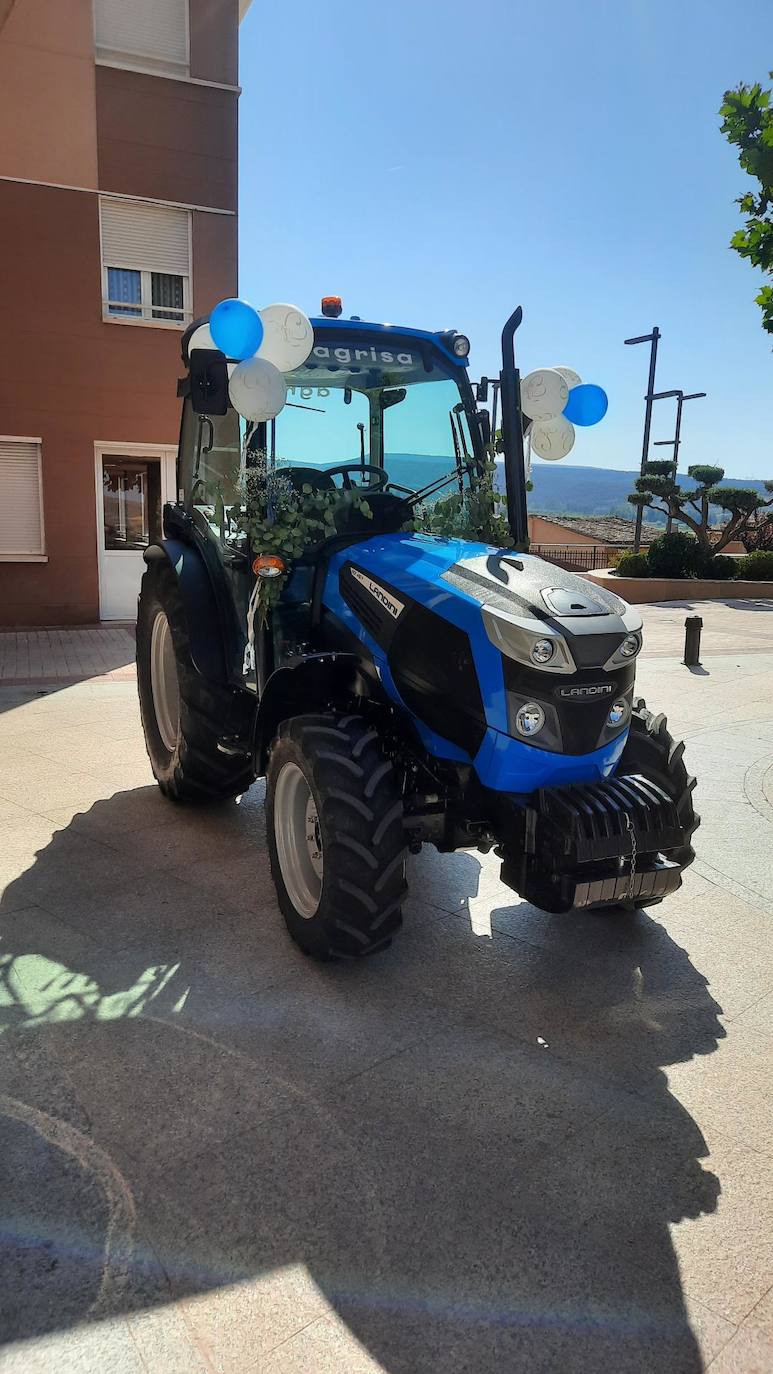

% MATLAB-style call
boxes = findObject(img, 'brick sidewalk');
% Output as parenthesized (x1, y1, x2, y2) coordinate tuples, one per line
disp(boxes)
(0, 625, 136, 686)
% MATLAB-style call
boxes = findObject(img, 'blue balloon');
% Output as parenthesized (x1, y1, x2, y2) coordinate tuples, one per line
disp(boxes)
(563, 383, 608, 426)
(209, 298, 264, 361)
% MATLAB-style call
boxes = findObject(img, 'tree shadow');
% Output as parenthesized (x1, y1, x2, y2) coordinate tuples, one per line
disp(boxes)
(0, 789, 723, 1371)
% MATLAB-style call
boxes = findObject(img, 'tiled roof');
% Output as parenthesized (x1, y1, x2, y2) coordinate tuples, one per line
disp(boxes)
(532, 515, 663, 546)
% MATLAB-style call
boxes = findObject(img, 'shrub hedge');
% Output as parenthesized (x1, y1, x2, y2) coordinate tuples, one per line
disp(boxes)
(740, 550, 773, 580)
(614, 551, 650, 577)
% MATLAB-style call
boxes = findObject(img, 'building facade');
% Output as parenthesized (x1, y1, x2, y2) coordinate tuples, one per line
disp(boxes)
(0, 0, 248, 625)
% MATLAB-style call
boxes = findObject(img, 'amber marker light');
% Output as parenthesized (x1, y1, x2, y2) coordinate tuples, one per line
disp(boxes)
(252, 554, 287, 578)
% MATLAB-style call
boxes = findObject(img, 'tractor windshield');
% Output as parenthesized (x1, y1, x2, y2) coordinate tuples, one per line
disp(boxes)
(273, 334, 485, 504)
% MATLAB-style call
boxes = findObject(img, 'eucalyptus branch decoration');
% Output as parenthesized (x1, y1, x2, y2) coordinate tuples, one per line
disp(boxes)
(412, 458, 512, 546)
(239, 451, 372, 624)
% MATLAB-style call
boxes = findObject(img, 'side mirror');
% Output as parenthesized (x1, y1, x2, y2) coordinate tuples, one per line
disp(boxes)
(189, 349, 229, 415)
(476, 377, 489, 402)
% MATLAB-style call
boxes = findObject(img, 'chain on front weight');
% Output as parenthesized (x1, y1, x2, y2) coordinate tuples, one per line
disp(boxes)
(623, 812, 637, 900)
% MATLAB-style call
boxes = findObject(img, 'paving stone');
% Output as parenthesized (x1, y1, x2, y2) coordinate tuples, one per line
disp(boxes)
(0, 1323, 147, 1373)
(259, 1316, 388, 1374)
(705, 1324, 773, 1373)
(670, 1135, 773, 1326)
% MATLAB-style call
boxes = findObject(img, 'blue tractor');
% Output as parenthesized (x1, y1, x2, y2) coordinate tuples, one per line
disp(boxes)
(136, 302, 698, 959)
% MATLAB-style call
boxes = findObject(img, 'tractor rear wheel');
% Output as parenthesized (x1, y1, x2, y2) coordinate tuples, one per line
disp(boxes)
(136, 559, 254, 802)
(266, 713, 407, 959)
(593, 698, 699, 911)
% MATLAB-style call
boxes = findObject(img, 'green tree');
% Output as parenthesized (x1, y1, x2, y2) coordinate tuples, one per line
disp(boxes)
(629, 461, 773, 555)
(720, 73, 773, 333)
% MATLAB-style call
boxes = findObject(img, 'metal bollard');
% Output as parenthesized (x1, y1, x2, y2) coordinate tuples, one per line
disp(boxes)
(683, 615, 702, 666)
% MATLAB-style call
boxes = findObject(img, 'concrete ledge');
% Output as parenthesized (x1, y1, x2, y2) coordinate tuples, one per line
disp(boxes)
(585, 571, 773, 604)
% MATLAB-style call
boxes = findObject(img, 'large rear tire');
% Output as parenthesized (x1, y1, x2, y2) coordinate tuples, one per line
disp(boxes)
(136, 559, 254, 802)
(266, 713, 407, 959)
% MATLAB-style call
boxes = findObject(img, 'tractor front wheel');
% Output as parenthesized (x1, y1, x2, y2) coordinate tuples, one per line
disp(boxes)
(266, 713, 407, 959)
(592, 697, 699, 911)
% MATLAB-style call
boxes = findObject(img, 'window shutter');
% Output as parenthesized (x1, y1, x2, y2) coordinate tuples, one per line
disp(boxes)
(0, 441, 44, 557)
(94, 0, 189, 71)
(100, 199, 190, 276)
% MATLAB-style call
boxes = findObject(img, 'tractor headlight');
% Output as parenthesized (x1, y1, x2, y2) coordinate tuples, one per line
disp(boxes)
(482, 606, 576, 674)
(515, 702, 546, 737)
(603, 631, 642, 671)
(451, 334, 470, 358)
(608, 699, 628, 726)
(531, 638, 555, 665)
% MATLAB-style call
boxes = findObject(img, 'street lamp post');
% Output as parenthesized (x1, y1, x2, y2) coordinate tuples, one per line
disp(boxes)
(653, 390, 707, 534)
(624, 328, 661, 552)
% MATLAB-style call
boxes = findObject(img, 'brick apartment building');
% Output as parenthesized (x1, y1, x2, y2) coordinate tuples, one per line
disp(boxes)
(0, 0, 250, 625)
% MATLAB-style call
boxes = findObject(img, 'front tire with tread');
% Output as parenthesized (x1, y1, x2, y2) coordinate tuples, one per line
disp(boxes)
(266, 712, 407, 959)
(590, 697, 699, 911)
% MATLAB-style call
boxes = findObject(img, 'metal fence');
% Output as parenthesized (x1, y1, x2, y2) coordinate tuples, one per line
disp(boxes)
(530, 544, 611, 572)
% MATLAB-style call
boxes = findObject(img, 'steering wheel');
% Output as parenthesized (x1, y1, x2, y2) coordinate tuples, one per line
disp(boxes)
(323, 463, 389, 491)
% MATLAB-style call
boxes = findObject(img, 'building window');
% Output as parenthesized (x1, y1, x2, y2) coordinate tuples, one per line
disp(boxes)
(93, 0, 189, 77)
(100, 199, 192, 327)
(0, 439, 46, 560)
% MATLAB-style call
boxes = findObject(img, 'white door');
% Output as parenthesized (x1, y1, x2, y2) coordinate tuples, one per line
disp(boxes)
(96, 447, 176, 620)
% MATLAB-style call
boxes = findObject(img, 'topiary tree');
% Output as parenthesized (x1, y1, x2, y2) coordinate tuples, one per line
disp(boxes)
(720, 73, 773, 335)
(629, 460, 773, 556)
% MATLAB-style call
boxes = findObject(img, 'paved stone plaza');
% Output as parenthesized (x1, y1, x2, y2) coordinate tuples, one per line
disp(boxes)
(0, 599, 771, 1372)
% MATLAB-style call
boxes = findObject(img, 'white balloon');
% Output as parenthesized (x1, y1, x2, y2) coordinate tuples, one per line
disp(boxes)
(530, 416, 576, 461)
(187, 322, 217, 352)
(258, 303, 314, 372)
(552, 365, 582, 390)
(520, 368, 569, 422)
(228, 356, 287, 421)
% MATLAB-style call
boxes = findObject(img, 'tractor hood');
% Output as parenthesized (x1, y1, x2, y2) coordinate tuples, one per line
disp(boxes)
(321, 533, 643, 792)
(327, 531, 641, 642)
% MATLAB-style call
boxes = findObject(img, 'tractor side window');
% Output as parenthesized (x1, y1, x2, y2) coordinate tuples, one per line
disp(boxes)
(178, 399, 245, 546)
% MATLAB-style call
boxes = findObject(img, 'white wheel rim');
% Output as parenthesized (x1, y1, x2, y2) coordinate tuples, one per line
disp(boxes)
(274, 761, 323, 919)
(150, 610, 180, 753)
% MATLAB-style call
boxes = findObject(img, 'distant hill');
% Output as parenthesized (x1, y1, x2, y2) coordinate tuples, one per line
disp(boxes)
(518, 463, 771, 526)
(336, 455, 767, 526)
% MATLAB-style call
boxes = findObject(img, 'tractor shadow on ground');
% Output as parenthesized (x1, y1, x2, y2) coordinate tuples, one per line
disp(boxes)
(0, 787, 723, 1372)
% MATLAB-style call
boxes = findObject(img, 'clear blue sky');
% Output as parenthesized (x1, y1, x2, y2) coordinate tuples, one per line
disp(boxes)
(238, 0, 773, 479)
